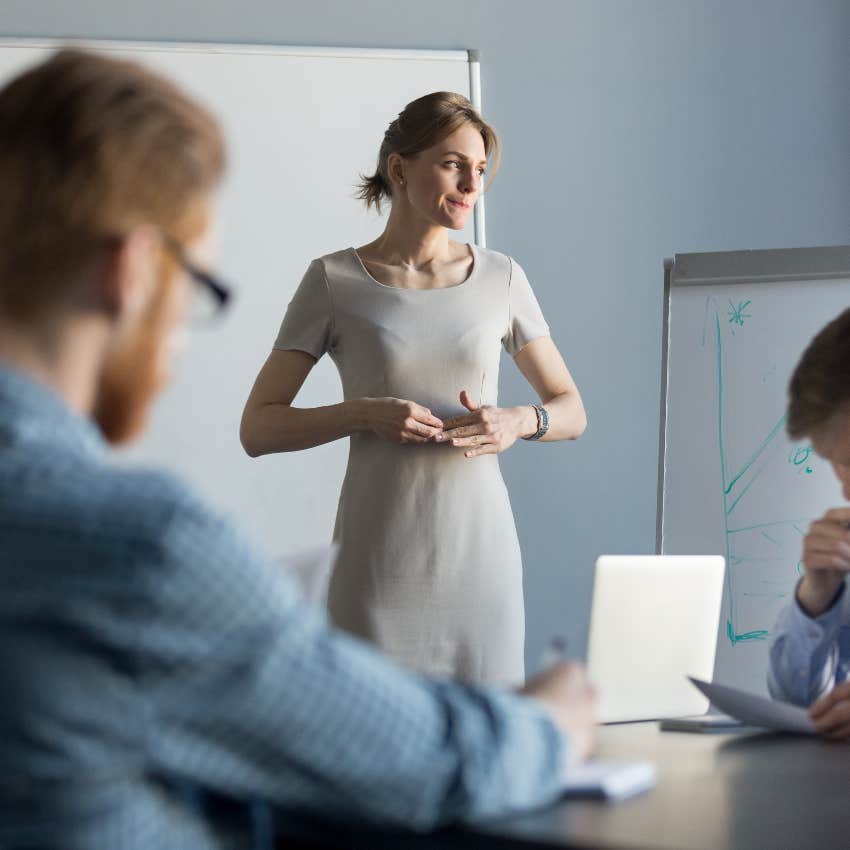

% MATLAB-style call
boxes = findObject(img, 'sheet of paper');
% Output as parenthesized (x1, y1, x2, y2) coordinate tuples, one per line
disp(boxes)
(276, 544, 338, 606)
(688, 677, 815, 735)
(562, 759, 657, 801)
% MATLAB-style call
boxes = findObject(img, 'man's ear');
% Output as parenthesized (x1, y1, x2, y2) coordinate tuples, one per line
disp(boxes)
(101, 227, 159, 321)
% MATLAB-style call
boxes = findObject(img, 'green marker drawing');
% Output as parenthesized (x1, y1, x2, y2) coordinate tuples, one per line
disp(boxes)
(728, 299, 752, 327)
(704, 297, 815, 645)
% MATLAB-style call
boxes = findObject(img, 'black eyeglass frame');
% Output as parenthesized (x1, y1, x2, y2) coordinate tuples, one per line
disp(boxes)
(162, 235, 232, 317)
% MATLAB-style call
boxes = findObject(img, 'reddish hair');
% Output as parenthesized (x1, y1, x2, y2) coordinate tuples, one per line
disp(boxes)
(0, 48, 226, 318)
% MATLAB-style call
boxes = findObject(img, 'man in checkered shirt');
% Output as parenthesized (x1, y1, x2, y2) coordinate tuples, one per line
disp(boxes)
(0, 49, 597, 849)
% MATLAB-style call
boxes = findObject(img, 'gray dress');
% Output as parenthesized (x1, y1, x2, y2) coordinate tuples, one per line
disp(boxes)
(274, 245, 550, 685)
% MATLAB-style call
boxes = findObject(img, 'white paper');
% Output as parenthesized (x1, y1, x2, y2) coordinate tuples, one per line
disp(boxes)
(562, 759, 657, 801)
(276, 544, 338, 606)
(688, 677, 815, 735)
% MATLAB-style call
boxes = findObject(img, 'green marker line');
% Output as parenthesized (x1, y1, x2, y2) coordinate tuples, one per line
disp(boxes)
(726, 462, 765, 517)
(728, 518, 813, 535)
(724, 413, 787, 496)
(716, 312, 728, 494)
(733, 556, 803, 564)
(714, 309, 737, 641)
(709, 298, 790, 646)
(732, 628, 769, 642)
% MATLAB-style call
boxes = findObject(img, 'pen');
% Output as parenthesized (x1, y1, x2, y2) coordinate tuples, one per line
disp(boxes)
(538, 636, 570, 671)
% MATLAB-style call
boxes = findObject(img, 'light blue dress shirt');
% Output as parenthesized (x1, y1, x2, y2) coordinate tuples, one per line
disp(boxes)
(768, 580, 850, 705)
(0, 364, 566, 849)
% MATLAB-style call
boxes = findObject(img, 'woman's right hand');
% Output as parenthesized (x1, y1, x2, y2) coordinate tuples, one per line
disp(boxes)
(360, 397, 445, 445)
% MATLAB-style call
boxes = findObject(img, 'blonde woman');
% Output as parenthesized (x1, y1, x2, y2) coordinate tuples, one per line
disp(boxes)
(241, 92, 586, 685)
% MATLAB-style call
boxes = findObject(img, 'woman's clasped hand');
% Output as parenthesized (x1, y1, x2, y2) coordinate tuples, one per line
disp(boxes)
(363, 390, 534, 458)
(361, 396, 445, 444)
(442, 389, 535, 458)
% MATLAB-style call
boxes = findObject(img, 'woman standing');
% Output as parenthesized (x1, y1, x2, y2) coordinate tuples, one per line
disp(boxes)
(240, 92, 586, 685)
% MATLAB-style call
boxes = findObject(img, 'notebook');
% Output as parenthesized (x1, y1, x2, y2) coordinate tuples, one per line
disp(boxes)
(562, 759, 657, 801)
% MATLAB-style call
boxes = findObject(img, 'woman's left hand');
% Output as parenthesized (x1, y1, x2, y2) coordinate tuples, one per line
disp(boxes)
(442, 390, 536, 458)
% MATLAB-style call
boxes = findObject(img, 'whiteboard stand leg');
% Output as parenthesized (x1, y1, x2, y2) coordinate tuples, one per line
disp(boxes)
(656, 257, 674, 554)
(468, 49, 486, 249)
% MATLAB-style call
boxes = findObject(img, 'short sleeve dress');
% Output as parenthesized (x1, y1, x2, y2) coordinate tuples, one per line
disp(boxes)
(274, 245, 549, 685)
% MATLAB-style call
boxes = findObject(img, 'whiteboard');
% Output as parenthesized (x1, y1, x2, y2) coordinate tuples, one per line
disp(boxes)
(0, 39, 481, 559)
(658, 246, 850, 693)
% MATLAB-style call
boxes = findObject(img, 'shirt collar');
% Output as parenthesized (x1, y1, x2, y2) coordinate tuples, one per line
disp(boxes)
(0, 362, 107, 460)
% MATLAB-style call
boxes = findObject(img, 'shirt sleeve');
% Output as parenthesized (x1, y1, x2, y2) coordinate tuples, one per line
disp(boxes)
(502, 257, 550, 357)
(273, 259, 333, 359)
(138, 491, 568, 831)
(767, 580, 849, 705)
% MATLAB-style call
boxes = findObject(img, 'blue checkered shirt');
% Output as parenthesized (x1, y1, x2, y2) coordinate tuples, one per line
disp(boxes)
(768, 581, 850, 705)
(0, 365, 566, 849)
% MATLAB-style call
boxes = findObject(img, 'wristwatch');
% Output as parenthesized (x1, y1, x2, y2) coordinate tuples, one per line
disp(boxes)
(522, 403, 549, 441)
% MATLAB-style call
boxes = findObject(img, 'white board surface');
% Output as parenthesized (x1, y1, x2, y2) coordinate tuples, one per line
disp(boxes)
(660, 247, 850, 693)
(0, 39, 479, 559)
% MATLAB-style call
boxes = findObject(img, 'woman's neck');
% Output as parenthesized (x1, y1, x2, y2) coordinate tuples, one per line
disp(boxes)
(365, 205, 454, 269)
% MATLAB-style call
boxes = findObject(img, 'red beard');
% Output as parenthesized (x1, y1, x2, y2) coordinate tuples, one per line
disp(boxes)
(92, 276, 183, 445)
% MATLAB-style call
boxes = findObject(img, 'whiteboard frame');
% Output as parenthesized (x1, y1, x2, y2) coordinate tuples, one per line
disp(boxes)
(0, 38, 470, 62)
(0, 37, 488, 248)
(656, 245, 850, 554)
(655, 257, 674, 553)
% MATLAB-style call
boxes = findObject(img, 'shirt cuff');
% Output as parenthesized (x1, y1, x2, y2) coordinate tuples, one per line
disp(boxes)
(789, 579, 847, 648)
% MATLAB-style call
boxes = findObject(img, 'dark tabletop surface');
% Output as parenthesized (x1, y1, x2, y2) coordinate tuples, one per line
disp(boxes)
(277, 722, 848, 849)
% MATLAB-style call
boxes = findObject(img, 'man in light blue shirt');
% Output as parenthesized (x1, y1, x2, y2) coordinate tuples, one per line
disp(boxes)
(768, 307, 850, 739)
(0, 49, 596, 848)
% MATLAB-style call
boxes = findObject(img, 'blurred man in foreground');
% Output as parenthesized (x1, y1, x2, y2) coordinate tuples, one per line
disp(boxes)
(0, 49, 596, 849)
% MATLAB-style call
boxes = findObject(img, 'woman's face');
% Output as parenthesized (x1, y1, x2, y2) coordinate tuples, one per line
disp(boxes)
(396, 123, 487, 231)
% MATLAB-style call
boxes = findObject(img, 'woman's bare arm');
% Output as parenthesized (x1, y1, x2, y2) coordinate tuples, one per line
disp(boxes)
(240, 349, 445, 457)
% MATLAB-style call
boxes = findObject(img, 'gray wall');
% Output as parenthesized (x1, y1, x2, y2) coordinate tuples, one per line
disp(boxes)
(5, 0, 849, 671)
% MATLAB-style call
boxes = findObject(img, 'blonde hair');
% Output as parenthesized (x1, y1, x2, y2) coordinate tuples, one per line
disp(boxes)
(357, 91, 501, 213)
(0, 48, 226, 318)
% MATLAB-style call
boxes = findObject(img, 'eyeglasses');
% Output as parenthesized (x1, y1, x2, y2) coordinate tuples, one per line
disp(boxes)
(162, 235, 233, 323)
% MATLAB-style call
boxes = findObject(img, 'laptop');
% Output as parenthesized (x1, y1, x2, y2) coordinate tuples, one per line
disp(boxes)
(586, 555, 725, 723)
